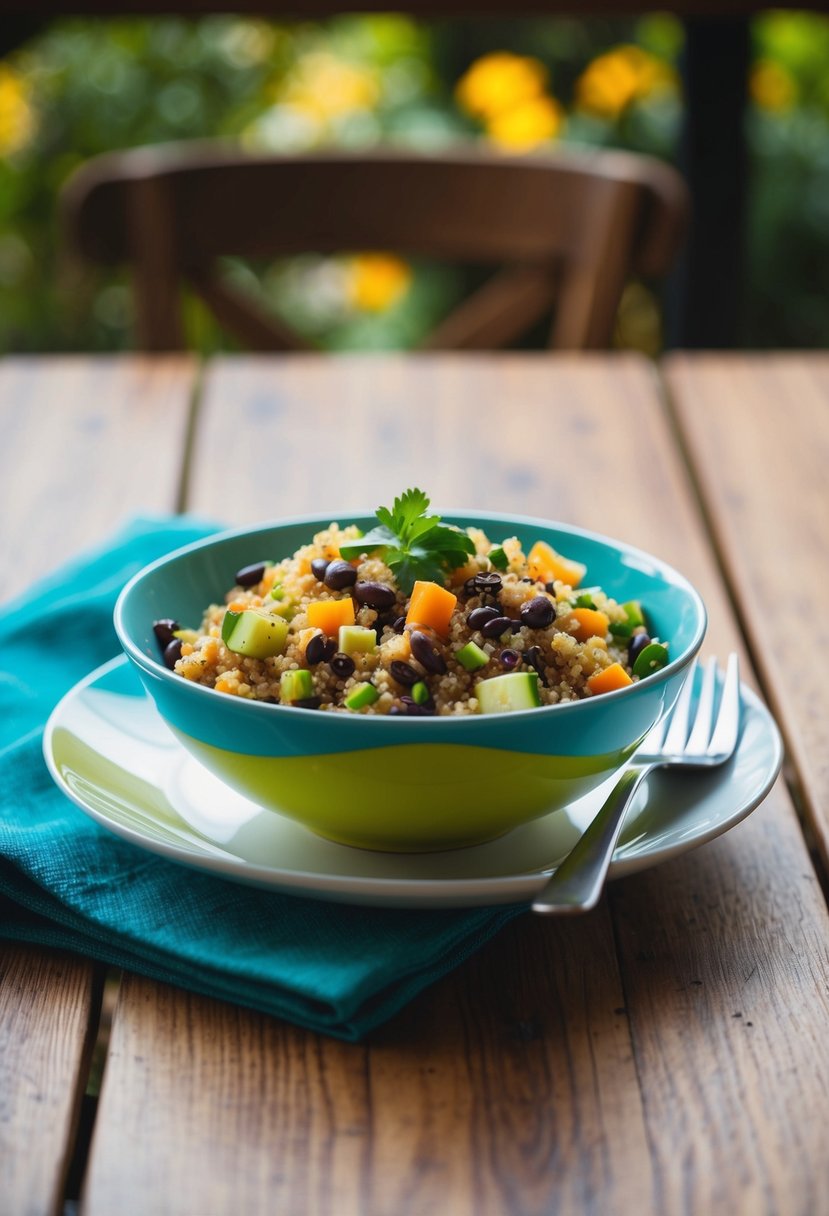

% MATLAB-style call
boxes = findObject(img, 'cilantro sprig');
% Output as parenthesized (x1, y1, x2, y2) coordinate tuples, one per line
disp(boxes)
(339, 488, 475, 594)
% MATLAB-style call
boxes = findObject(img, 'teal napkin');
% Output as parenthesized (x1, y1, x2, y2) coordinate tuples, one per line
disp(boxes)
(0, 519, 523, 1041)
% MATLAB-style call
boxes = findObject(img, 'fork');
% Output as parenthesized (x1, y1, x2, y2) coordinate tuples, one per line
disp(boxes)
(532, 654, 741, 915)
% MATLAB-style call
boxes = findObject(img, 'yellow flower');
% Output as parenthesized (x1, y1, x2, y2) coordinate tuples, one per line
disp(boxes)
(456, 52, 548, 121)
(282, 53, 380, 122)
(0, 64, 35, 156)
(347, 254, 411, 313)
(750, 60, 796, 112)
(486, 95, 564, 151)
(576, 45, 674, 121)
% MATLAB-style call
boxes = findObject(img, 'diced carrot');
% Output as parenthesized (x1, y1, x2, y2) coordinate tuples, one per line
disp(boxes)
(307, 598, 355, 637)
(527, 540, 587, 590)
(566, 607, 610, 642)
(405, 580, 458, 637)
(587, 662, 633, 695)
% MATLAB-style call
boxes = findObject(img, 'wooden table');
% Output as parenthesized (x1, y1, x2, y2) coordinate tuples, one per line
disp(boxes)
(2, 351, 829, 1216)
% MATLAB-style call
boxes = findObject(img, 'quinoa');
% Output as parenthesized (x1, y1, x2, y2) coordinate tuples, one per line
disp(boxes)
(161, 520, 664, 717)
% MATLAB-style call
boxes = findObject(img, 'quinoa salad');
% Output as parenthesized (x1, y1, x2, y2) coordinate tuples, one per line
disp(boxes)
(153, 490, 670, 716)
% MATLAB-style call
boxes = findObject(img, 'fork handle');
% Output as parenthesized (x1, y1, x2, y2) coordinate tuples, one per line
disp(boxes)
(531, 764, 652, 915)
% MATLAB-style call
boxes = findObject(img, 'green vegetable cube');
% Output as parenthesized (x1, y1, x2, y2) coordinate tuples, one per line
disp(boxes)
(411, 681, 430, 705)
(338, 625, 377, 655)
(456, 641, 489, 672)
(280, 668, 314, 702)
(344, 682, 380, 711)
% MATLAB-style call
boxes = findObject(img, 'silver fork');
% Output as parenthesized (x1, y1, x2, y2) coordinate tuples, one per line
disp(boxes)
(532, 654, 741, 915)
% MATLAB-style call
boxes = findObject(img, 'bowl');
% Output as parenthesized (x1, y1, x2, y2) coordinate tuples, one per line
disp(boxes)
(114, 510, 706, 852)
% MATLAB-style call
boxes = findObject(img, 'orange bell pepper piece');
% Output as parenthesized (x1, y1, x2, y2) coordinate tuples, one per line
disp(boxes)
(587, 662, 633, 695)
(567, 607, 610, 642)
(527, 540, 586, 589)
(306, 598, 355, 637)
(405, 580, 458, 637)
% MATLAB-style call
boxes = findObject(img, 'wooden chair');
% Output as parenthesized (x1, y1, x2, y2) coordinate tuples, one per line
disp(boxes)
(61, 143, 688, 352)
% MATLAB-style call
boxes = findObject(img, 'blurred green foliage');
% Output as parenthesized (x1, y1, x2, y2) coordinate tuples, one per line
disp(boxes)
(0, 11, 827, 353)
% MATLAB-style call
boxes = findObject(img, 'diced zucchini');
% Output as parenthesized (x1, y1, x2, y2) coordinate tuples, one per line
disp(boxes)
(456, 641, 489, 672)
(411, 681, 430, 705)
(269, 599, 295, 621)
(344, 682, 379, 711)
(623, 600, 645, 628)
(609, 620, 634, 638)
(488, 545, 509, 571)
(222, 609, 289, 658)
(338, 625, 377, 655)
(575, 592, 596, 610)
(280, 668, 314, 702)
(632, 641, 669, 678)
(476, 671, 541, 714)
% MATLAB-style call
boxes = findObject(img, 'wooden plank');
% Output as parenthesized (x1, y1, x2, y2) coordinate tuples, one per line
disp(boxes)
(665, 353, 829, 871)
(0, 356, 196, 600)
(0, 946, 102, 1216)
(83, 354, 829, 1215)
(0, 356, 196, 1215)
(84, 916, 651, 1215)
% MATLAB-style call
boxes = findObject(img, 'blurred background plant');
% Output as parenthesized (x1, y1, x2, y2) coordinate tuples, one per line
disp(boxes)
(0, 10, 827, 354)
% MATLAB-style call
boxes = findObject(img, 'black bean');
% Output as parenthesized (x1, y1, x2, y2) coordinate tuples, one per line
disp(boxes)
(330, 652, 355, 679)
(261, 696, 279, 704)
(392, 615, 407, 634)
(468, 605, 500, 631)
(354, 581, 396, 610)
(545, 582, 557, 594)
(410, 630, 448, 675)
(235, 561, 266, 587)
(163, 639, 182, 669)
(525, 645, 549, 687)
(628, 632, 652, 664)
(293, 697, 322, 710)
(521, 577, 535, 584)
(520, 595, 555, 629)
(511, 620, 523, 633)
(474, 572, 503, 594)
(324, 560, 357, 590)
(305, 632, 328, 666)
(311, 558, 330, 582)
(388, 704, 406, 715)
(481, 615, 514, 639)
(373, 612, 396, 635)
(400, 697, 435, 717)
(500, 648, 521, 670)
(390, 660, 419, 687)
(462, 577, 479, 598)
(153, 618, 179, 648)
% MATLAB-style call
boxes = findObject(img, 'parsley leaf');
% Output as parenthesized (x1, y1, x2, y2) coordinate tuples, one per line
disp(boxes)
(339, 488, 475, 593)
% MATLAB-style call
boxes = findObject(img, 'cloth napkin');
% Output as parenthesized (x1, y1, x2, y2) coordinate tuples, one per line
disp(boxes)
(0, 518, 524, 1041)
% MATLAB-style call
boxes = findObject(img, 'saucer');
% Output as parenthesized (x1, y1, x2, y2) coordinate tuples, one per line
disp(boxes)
(43, 657, 783, 908)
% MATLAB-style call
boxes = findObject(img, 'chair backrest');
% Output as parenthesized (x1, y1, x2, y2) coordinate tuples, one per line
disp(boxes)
(61, 143, 688, 352)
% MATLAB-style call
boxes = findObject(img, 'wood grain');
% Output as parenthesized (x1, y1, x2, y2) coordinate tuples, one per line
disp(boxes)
(0, 356, 196, 599)
(0, 356, 196, 1214)
(665, 354, 829, 874)
(84, 915, 652, 1216)
(0, 947, 102, 1216)
(81, 354, 829, 1215)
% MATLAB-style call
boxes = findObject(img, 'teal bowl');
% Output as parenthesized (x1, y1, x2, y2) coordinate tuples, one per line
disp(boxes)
(114, 511, 706, 851)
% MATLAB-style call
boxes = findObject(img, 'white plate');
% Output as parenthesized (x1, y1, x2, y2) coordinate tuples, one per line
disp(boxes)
(44, 656, 783, 908)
